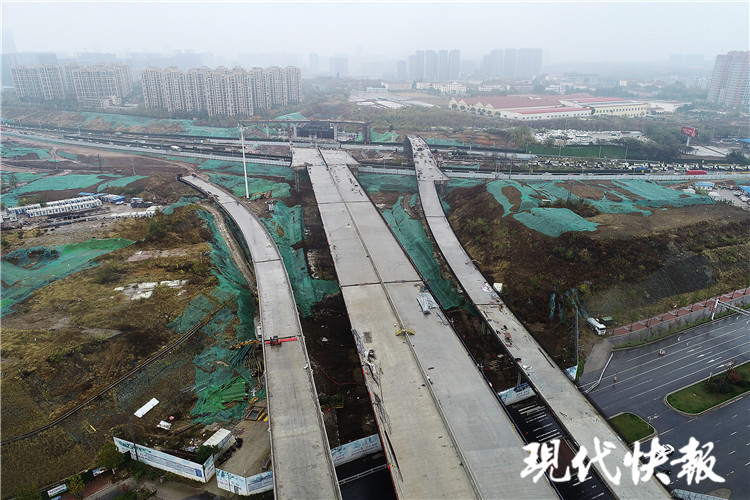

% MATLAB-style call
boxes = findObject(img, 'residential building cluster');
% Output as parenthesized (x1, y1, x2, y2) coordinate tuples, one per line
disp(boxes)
(11, 62, 132, 106)
(406, 50, 461, 82)
(448, 94, 647, 120)
(481, 48, 543, 80)
(707, 51, 749, 108)
(141, 65, 302, 116)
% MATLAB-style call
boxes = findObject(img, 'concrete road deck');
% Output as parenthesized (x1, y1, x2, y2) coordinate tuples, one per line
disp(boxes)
(180, 175, 341, 500)
(408, 135, 670, 499)
(296, 147, 555, 499)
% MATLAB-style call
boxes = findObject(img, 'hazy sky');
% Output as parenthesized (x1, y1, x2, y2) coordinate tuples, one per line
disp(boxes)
(2, 1, 749, 64)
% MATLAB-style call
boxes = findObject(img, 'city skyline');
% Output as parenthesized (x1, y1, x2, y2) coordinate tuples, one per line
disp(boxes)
(2, 1, 748, 67)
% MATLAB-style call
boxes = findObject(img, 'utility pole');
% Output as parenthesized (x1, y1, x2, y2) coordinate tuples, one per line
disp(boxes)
(131, 157, 136, 175)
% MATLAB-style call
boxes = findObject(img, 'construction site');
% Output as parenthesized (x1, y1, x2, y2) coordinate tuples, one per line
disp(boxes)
(2, 128, 749, 499)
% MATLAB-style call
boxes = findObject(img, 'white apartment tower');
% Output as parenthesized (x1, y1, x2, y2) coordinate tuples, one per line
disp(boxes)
(141, 65, 302, 117)
(11, 65, 66, 100)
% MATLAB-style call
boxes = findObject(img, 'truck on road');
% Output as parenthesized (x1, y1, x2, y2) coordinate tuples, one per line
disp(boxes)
(586, 317, 607, 335)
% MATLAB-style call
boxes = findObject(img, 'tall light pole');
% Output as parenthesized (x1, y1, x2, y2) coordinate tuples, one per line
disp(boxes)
(240, 124, 249, 198)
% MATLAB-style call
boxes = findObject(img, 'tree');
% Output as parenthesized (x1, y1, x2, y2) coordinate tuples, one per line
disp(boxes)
(67, 474, 85, 499)
(97, 442, 126, 470)
(195, 445, 219, 464)
(510, 125, 536, 149)
(725, 150, 749, 166)
(14, 483, 42, 500)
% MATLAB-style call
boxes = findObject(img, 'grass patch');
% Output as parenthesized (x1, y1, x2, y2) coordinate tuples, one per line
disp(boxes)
(666, 361, 750, 414)
(609, 412, 655, 444)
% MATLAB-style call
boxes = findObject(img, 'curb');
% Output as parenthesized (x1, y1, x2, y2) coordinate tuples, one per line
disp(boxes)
(663, 362, 750, 417)
(609, 411, 657, 445)
(610, 311, 745, 351)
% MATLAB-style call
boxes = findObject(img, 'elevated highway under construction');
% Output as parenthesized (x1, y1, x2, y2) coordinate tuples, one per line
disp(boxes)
(179, 175, 341, 500)
(406, 135, 670, 499)
(293, 146, 556, 499)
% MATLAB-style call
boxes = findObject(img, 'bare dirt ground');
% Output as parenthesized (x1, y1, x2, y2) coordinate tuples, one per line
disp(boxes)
(444, 182, 750, 365)
(588, 204, 748, 239)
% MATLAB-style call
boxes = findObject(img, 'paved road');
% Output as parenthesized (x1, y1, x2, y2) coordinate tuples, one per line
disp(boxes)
(580, 314, 750, 496)
(298, 146, 556, 499)
(180, 175, 341, 500)
(407, 134, 671, 499)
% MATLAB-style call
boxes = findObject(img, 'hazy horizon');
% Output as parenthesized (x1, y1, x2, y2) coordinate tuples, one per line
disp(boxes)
(2, 1, 749, 67)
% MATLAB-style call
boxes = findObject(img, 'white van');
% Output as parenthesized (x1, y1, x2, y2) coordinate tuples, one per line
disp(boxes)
(586, 317, 607, 335)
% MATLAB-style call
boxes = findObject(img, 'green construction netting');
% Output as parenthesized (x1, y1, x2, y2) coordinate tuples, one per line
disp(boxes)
(80, 113, 226, 137)
(408, 193, 419, 208)
(275, 112, 307, 121)
(424, 138, 464, 147)
(357, 173, 418, 194)
(446, 178, 485, 192)
(355, 128, 399, 143)
(208, 174, 292, 199)
(485, 179, 715, 236)
(79, 112, 238, 137)
(198, 160, 294, 180)
(97, 175, 147, 192)
(382, 197, 464, 310)
(163, 209, 257, 424)
(1, 143, 52, 160)
(1, 238, 134, 316)
(81, 112, 157, 129)
(56, 151, 78, 161)
(2, 174, 119, 206)
(261, 201, 339, 317)
(1, 172, 48, 191)
(161, 196, 201, 215)
(513, 208, 599, 237)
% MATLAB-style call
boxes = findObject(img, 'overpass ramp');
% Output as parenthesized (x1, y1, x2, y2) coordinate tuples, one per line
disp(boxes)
(407, 135, 670, 499)
(296, 146, 556, 499)
(180, 175, 341, 500)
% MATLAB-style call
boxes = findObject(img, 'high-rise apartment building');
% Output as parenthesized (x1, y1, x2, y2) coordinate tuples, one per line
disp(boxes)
(515, 48, 543, 78)
(503, 48, 517, 78)
(11, 65, 66, 100)
(141, 65, 302, 117)
(396, 61, 407, 81)
(707, 51, 749, 108)
(65, 63, 132, 102)
(409, 49, 461, 82)
(12, 62, 132, 105)
(448, 50, 461, 80)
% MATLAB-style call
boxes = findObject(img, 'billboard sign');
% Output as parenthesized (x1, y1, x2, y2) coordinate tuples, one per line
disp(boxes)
(113, 437, 214, 483)
(47, 484, 68, 497)
(681, 126, 698, 138)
